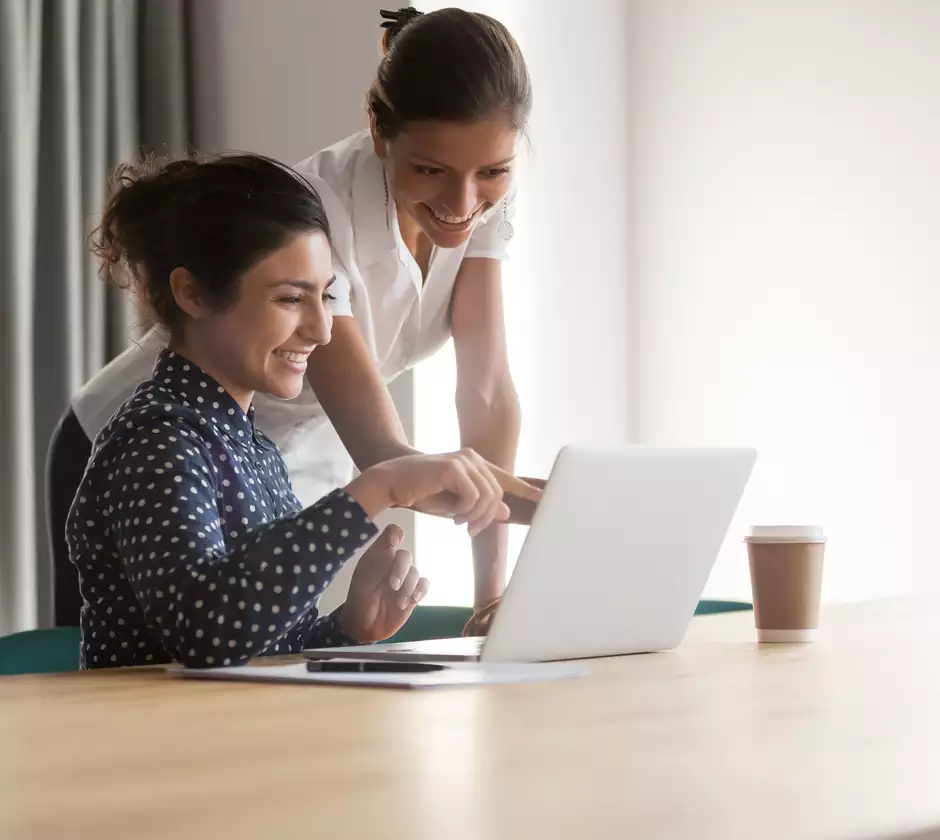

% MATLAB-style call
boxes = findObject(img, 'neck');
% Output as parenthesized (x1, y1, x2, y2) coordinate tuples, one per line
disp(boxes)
(395, 203, 425, 261)
(395, 203, 434, 281)
(168, 335, 254, 414)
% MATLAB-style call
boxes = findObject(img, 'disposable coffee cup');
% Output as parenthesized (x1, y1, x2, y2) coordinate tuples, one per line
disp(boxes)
(745, 526, 826, 643)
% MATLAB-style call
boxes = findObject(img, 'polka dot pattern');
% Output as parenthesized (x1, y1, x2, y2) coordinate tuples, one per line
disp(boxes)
(67, 350, 378, 670)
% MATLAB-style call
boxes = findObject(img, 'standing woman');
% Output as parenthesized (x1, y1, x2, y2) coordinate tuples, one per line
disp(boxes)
(61, 7, 535, 623)
(295, 6, 533, 615)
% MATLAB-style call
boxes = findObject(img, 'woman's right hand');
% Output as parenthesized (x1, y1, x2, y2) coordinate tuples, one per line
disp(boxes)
(412, 467, 543, 526)
(345, 448, 510, 537)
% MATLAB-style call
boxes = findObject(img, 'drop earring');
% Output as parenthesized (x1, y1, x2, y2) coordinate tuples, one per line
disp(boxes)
(383, 167, 390, 231)
(498, 197, 514, 241)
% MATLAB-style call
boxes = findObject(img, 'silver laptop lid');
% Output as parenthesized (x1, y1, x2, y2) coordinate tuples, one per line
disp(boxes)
(480, 445, 756, 662)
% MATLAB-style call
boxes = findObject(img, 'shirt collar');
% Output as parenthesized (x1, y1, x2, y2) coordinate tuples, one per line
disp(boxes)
(152, 349, 256, 440)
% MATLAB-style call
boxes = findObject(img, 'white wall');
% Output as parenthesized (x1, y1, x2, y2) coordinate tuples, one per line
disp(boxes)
(413, 0, 633, 603)
(631, 0, 940, 602)
(190, 0, 379, 162)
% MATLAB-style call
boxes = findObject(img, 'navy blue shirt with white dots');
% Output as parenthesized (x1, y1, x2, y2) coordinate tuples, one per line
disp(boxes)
(67, 349, 379, 670)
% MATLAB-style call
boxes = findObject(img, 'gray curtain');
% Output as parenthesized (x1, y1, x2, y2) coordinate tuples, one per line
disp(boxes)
(0, 0, 193, 634)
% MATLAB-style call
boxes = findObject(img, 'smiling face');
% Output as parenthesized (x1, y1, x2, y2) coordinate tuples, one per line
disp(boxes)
(171, 231, 336, 410)
(374, 116, 519, 249)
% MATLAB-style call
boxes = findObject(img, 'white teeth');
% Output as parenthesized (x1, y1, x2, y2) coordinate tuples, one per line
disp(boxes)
(275, 350, 308, 364)
(430, 207, 477, 225)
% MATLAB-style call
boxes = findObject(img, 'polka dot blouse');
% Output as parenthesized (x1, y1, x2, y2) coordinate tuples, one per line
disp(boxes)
(67, 349, 379, 670)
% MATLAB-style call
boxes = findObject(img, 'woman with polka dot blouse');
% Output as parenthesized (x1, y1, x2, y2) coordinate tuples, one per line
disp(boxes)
(69, 154, 511, 669)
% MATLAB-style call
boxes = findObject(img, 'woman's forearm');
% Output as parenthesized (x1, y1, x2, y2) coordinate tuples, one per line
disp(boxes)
(471, 524, 509, 607)
(457, 381, 521, 606)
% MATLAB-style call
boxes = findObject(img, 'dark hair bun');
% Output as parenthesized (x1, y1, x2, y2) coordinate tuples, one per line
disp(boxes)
(379, 7, 422, 55)
(90, 153, 331, 332)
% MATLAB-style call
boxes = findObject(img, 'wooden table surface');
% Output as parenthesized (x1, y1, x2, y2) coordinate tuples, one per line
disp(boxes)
(2, 599, 939, 840)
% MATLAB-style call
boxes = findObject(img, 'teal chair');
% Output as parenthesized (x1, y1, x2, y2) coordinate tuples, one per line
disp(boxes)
(0, 627, 82, 677)
(389, 599, 752, 644)
(694, 599, 752, 616)
(389, 605, 475, 643)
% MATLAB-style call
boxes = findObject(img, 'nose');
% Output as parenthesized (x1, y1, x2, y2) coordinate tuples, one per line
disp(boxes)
(298, 298, 332, 347)
(441, 175, 479, 218)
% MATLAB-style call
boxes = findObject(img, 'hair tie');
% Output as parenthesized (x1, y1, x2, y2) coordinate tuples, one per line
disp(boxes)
(379, 7, 422, 39)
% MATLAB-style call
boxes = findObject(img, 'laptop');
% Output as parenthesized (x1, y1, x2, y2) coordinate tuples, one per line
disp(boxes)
(305, 445, 756, 664)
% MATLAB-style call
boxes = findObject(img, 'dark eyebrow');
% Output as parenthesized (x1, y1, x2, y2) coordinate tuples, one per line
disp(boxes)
(269, 275, 336, 291)
(411, 155, 516, 170)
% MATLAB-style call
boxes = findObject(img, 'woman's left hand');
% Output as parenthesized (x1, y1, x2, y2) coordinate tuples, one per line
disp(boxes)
(338, 524, 429, 643)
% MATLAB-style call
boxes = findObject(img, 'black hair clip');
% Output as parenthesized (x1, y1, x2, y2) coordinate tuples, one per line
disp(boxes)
(379, 7, 422, 36)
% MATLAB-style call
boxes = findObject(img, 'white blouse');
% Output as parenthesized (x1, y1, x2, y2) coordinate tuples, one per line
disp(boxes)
(72, 130, 515, 506)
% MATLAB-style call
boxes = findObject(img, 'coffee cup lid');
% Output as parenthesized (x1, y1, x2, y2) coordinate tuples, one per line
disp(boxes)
(745, 525, 826, 544)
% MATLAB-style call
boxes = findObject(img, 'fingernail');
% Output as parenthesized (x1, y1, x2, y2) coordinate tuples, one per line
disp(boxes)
(398, 595, 411, 611)
(389, 529, 402, 547)
(389, 576, 402, 592)
(413, 590, 425, 603)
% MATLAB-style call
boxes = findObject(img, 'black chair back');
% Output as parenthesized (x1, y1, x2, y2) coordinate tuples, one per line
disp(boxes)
(46, 409, 91, 627)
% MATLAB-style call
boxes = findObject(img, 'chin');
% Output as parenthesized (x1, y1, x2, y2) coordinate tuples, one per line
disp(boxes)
(425, 228, 474, 249)
(262, 376, 305, 402)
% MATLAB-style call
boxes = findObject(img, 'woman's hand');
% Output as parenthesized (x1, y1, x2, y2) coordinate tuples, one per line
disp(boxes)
(337, 525, 429, 643)
(500, 476, 546, 526)
(345, 448, 511, 537)
(411, 464, 544, 526)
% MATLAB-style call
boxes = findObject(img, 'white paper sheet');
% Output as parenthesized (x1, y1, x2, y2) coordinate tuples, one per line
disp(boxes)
(174, 660, 588, 689)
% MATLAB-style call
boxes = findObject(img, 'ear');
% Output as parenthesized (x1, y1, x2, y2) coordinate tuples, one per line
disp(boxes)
(169, 267, 209, 321)
(369, 114, 388, 160)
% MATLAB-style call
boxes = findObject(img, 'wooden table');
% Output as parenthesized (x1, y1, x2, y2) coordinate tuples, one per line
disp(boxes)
(2, 599, 939, 840)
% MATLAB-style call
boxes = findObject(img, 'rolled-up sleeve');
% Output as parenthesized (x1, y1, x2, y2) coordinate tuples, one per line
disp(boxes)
(329, 267, 354, 318)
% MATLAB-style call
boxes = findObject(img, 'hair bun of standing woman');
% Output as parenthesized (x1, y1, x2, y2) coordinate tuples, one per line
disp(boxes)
(379, 6, 423, 53)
